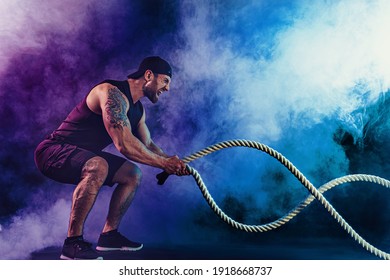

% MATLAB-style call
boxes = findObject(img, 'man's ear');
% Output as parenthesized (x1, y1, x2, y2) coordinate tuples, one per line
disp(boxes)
(144, 70, 154, 81)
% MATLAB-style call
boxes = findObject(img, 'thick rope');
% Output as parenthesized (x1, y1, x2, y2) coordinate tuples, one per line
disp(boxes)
(180, 139, 390, 260)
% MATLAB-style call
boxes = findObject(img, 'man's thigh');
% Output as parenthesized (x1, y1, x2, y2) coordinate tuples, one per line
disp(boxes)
(35, 140, 126, 186)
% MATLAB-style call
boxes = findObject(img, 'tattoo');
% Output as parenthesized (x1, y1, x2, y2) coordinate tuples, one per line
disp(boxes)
(105, 88, 130, 129)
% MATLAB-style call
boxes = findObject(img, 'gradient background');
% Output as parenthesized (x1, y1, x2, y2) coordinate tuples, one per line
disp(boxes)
(1, 0, 390, 260)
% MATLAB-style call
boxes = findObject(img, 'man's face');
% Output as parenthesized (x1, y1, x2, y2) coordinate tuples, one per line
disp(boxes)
(143, 73, 171, 104)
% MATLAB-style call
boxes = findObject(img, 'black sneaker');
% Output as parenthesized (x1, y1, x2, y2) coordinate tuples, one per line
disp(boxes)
(60, 237, 103, 260)
(96, 230, 143, 251)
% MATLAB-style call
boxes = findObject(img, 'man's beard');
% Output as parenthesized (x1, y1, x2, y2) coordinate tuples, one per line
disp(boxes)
(143, 84, 158, 104)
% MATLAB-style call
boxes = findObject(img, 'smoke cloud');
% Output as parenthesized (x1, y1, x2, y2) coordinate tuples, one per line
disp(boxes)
(1, 0, 390, 259)
(154, 0, 390, 241)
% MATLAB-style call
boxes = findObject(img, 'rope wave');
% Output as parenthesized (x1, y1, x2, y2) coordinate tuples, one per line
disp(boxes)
(180, 139, 390, 260)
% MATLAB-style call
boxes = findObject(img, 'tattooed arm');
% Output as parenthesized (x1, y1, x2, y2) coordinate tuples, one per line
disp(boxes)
(88, 84, 184, 174)
(102, 86, 164, 168)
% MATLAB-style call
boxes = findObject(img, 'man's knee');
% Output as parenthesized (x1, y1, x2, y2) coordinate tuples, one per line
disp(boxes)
(131, 164, 143, 184)
(126, 164, 143, 186)
(81, 156, 109, 186)
(114, 162, 143, 186)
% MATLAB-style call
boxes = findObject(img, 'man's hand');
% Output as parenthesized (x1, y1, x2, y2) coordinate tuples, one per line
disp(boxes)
(163, 156, 189, 176)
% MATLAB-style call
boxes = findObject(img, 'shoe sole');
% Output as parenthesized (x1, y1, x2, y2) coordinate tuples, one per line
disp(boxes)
(60, 254, 103, 260)
(96, 244, 143, 252)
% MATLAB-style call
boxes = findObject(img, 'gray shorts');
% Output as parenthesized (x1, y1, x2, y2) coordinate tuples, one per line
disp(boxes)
(34, 139, 126, 187)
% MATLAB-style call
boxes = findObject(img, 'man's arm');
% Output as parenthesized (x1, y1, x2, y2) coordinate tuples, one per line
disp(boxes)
(136, 108, 190, 176)
(136, 108, 168, 158)
(95, 85, 185, 174)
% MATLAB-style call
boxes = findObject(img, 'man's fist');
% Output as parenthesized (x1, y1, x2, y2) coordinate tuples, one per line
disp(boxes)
(163, 155, 189, 175)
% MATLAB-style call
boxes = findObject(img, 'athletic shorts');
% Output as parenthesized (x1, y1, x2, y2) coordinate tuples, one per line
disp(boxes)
(34, 139, 126, 187)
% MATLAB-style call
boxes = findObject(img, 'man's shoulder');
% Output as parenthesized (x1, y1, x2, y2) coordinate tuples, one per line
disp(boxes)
(93, 79, 117, 89)
(87, 81, 130, 113)
(93, 82, 114, 92)
(90, 81, 123, 95)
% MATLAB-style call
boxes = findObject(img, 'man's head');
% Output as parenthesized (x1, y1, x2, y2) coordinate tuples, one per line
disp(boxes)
(127, 56, 172, 79)
(128, 56, 172, 103)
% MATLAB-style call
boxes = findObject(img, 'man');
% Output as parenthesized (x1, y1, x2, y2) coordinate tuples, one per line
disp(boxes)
(34, 56, 188, 260)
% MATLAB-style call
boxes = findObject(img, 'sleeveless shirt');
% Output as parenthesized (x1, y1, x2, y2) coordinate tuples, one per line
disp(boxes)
(49, 80, 143, 152)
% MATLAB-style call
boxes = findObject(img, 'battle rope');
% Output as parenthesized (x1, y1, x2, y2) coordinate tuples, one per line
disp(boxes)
(156, 139, 390, 260)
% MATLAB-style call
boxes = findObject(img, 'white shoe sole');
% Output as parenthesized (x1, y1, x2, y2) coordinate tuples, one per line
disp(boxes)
(60, 254, 103, 260)
(96, 244, 143, 252)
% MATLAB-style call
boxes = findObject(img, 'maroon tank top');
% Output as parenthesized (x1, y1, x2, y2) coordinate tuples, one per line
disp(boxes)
(48, 80, 143, 152)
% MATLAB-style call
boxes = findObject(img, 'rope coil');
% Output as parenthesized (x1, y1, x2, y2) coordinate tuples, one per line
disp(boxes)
(157, 139, 390, 260)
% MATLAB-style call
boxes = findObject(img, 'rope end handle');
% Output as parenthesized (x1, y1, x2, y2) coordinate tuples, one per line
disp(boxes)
(156, 165, 191, 185)
(156, 171, 170, 185)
